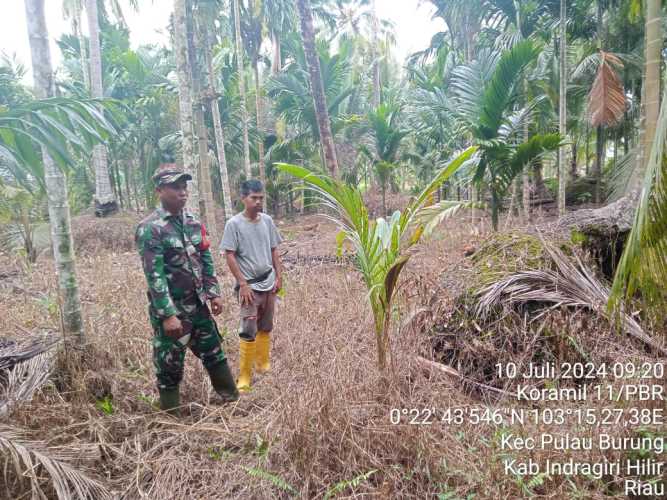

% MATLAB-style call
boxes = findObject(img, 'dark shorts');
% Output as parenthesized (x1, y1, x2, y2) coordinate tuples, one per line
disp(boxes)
(151, 303, 226, 390)
(238, 290, 276, 341)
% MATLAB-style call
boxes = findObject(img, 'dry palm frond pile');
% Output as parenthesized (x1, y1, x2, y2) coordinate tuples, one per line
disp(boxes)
(0, 331, 109, 498)
(426, 231, 666, 390)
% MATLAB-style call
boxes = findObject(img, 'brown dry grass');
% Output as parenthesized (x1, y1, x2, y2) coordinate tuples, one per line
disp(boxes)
(0, 210, 665, 499)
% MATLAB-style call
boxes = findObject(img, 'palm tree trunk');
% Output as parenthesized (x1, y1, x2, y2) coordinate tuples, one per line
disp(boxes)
(85, 0, 117, 216)
(370, 0, 381, 109)
(296, 0, 339, 177)
(382, 185, 387, 216)
(491, 187, 500, 232)
(204, 27, 233, 222)
(188, 8, 218, 241)
(558, 0, 567, 216)
(585, 123, 590, 175)
(233, 0, 252, 179)
(271, 30, 281, 75)
(123, 160, 133, 211)
(640, 0, 661, 178)
(518, 7, 531, 220)
(72, 12, 89, 89)
(173, 0, 199, 214)
(25, 0, 84, 343)
(593, 0, 604, 204)
(253, 61, 267, 201)
(594, 126, 604, 204)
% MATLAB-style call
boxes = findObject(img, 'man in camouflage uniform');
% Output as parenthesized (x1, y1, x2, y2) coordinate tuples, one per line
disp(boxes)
(136, 166, 238, 415)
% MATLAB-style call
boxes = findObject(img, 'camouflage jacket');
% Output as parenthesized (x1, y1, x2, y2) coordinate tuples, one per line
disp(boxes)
(135, 208, 220, 320)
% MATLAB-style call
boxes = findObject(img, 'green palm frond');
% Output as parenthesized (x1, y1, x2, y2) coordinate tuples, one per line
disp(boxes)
(604, 149, 637, 202)
(610, 84, 667, 314)
(366, 103, 409, 164)
(451, 41, 539, 140)
(450, 48, 500, 129)
(0, 98, 122, 192)
(477, 40, 540, 138)
(494, 134, 562, 194)
(414, 200, 482, 237)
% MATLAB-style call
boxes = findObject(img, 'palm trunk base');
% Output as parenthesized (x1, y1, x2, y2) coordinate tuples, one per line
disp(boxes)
(555, 193, 637, 278)
(94, 199, 119, 217)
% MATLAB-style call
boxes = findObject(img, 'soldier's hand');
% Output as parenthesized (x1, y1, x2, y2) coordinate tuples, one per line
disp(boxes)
(163, 315, 183, 339)
(239, 283, 254, 306)
(210, 297, 224, 316)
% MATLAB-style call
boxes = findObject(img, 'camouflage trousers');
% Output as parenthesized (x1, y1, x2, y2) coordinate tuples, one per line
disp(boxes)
(150, 302, 226, 390)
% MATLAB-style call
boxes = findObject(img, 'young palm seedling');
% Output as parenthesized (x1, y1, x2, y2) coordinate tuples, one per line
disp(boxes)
(277, 146, 478, 371)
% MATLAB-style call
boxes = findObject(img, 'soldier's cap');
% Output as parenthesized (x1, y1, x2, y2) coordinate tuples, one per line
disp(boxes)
(152, 167, 192, 187)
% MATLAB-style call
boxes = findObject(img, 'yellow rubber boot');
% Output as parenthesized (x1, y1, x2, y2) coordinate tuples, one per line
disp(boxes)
(255, 331, 271, 374)
(237, 340, 256, 393)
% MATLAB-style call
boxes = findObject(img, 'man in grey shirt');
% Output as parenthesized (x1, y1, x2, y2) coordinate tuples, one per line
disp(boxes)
(220, 179, 283, 392)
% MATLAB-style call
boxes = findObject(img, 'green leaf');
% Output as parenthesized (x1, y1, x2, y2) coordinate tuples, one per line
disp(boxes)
(241, 466, 297, 496)
(335, 230, 346, 257)
(610, 81, 667, 315)
(324, 470, 377, 500)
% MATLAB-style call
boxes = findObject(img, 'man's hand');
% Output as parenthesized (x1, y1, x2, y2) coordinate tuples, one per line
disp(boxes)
(272, 275, 282, 294)
(239, 283, 254, 306)
(210, 297, 224, 316)
(162, 315, 183, 339)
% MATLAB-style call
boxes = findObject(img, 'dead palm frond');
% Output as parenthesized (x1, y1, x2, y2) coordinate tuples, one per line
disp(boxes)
(0, 425, 110, 499)
(0, 334, 59, 371)
(476, 238, 666, 356)
(587, 51, 626, 127)
(0, 353, 52, 417)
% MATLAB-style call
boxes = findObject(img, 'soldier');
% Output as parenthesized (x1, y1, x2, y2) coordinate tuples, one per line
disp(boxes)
(135, 166, 238, 415)
(221, 179, 283, 392)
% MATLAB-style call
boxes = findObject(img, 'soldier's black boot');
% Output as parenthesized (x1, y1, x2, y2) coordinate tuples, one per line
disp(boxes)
(208, 361, 239, 403)
(159, 387, 181, 416)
